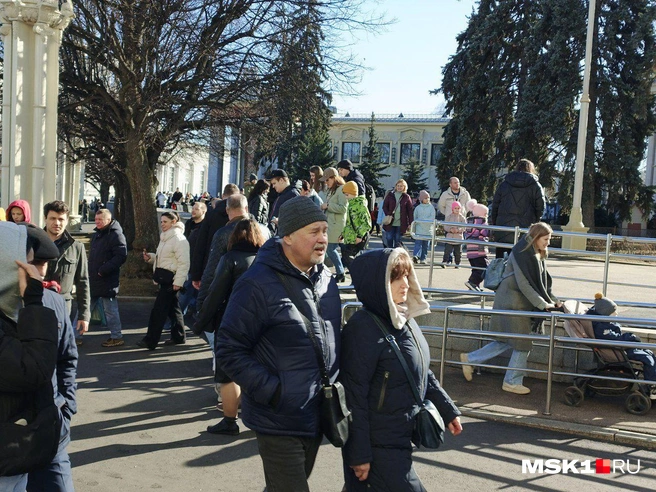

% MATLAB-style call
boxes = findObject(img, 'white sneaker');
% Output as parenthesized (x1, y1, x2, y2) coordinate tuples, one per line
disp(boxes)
(502, 382, 531, 395)
(465, 281, 478, 291)
(650, 389, 656, 400)
(460, 353, 473, 382)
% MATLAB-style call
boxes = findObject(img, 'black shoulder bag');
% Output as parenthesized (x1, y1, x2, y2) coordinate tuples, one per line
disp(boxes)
(275, 272, 351, 447)
(365, 310, 445, 449)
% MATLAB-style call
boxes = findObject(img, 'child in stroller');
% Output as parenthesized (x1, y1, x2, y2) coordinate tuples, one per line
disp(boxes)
(562, 294, 655, 415)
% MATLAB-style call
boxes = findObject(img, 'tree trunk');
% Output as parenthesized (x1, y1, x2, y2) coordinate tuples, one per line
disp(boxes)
(99, 181, 110, 206)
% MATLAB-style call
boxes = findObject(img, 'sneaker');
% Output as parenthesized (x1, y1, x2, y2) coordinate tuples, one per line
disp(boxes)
(207, 418, 240, 436)
(446, 261, 452, 266)
(455, 264, 460, 269)
(440, 263, 446, 269)
(502, 382, 531, 395)
(136, 339, 156, 351)
(334, 274, 346, 283)
(419, 259, 426, 264)
(650, 388, 656, 400)
(465, 281, 478, 291)
(101, 338, 125, 348)
(163, 339, 186, 346)
(413, 256, 419, 264)
(460, 353, 473, 382)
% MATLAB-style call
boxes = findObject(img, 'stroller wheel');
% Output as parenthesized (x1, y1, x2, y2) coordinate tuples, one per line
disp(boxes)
(625, 392, 651, 415)
(564, 386, 584, 407)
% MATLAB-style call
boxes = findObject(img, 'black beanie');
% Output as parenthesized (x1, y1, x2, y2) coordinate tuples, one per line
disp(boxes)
(277, 196, 326, 237)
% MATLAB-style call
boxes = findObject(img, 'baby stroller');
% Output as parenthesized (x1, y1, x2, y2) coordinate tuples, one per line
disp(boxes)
(561, 300, 651, 415)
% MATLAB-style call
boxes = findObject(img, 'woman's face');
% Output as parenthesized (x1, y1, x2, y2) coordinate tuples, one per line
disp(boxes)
(326, 176, 335, 187)
(391, 273, 409, 304)
(535, 233, 551, 252)
(161, 216, 175, 232)
(301, 188, 310, 197)
(395, 182, 405, 192)
(310, 172, 316, 182)
(11, 208, 25, 222)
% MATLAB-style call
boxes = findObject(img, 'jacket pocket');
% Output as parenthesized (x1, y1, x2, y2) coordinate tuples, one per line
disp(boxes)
(377, 371, 390, 411)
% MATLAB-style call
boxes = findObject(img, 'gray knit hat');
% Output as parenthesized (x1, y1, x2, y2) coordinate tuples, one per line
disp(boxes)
(594, 292, 617, 316)
(278, 196, 326, 237)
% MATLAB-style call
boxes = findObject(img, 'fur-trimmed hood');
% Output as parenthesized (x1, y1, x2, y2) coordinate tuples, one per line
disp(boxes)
(350, 248, 430, 329)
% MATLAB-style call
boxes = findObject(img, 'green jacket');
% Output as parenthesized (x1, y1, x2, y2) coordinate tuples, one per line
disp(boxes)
(342, 195, 372, 244)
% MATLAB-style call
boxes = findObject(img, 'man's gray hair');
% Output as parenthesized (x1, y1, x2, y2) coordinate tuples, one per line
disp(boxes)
(96, 208, 112, 219)
(226, 194, 248, 211)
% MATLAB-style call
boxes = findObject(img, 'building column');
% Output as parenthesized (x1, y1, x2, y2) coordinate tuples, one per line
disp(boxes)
(0, 0, 74, 226)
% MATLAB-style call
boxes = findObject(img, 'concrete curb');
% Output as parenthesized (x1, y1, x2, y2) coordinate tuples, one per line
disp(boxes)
(460, 408, 656, 450)
(117, 295, 157, 302)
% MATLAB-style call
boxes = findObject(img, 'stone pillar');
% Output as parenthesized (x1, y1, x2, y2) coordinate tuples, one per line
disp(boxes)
(0, 0, 74, 226)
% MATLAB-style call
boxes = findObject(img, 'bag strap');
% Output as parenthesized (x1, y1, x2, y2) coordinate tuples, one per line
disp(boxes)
(275, 271, 330, 387)
(364, 310, 423, 406)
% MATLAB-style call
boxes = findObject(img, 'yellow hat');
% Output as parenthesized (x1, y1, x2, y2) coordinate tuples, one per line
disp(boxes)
(342, 181, 358, 196)
(0, 208, 5, 221)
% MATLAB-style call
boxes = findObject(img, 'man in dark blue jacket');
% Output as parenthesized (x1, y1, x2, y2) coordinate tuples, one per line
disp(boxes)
(217, 196, 340, 492)
(337, 159, 365, 197)
(268, 169, 300, 234)
(87, 209, 128, 347)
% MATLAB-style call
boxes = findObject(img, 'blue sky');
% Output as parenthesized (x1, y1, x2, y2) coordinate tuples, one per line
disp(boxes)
(332, 0, 478, 116)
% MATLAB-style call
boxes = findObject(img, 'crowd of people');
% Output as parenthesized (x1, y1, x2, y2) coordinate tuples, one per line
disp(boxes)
(3, 157, 654, 492)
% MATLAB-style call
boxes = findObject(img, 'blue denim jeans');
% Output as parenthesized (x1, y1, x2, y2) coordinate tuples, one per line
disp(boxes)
(466, 341, 529, 385)
(27, 412, 73, 491)
(92, 296, 123, 339)
(326, 243, 344, 275)
(177, 277, 197, 316)
(413, 240, 429, 261)
(385, 226, 402, 248)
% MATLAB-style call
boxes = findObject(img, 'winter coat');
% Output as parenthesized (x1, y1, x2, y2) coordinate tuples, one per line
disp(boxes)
(325, 185, 348, 244)
(492, 237, 559, 351)
(342, 195, 371, 245)
(216, 237, 341, 437)
(345, 169, 366, 197)
(444, 211, 467, 242)
(340, 249, 460, 489)
(184, 217, 203, 260)
(189, 199, 229, 282)
(269, 184, 300, 222)
(248, 194, 269, 225)
(88, 220, 128, 298)
(465, 216, 489, 259)
(194, 242, 258, 334)
(145, 222, 190, 287)
(45, 230, 91, 322)
(382, 192, 413, 234)
(6, 199, 32, 224)
(413, 203, 436, 237)
(437, 187, 471, 217)
(490, 171, 546, 244)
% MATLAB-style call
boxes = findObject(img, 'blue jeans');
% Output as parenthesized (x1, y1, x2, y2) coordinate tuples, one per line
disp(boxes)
(466, 341, 529, 385)
(413, 240, 429, 261)
(385, 226, 402, 248)
(177, 277, 197, 316)
(92, 297, 123, 339)
(326, 243, 344, 275)
(27, 412, 73, 491)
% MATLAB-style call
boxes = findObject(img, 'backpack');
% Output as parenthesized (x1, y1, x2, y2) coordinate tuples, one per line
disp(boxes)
(483, 252, 510, 291)
(365, 183, 376, 212)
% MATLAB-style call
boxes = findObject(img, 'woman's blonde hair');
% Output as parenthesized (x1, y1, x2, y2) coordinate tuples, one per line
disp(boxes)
(395, 179, 408, 193)
(523, 222, 553, 258)
(390, 251, 413, 281)
(329, 174, 346, 192)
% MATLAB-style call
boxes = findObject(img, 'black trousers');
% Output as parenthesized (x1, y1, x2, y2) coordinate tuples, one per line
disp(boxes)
(256, 433, 322, 492)
(144, 284, 185, 347)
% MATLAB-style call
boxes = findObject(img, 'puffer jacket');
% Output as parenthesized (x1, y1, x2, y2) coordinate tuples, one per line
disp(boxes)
(465, 216, 489, 258)
(45, 230, 91, 322)
(216, 237, 341, 437)
(146, 222, 190, 287)
(445, 211, 467, 241)
(340, 249, 460, 466)
(325, 186, 348, 243)
(342, 195, 371, 244)
(88, 220, 128, 298)
(382, 192, 413, 234)
(413, 203, 436, 237)
(490, 171, 545, 244)
(193, 241, 258, 334)
(248, 194, 269, 225)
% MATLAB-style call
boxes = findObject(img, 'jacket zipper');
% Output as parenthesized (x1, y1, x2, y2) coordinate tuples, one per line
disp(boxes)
(377, 371, 390, 411)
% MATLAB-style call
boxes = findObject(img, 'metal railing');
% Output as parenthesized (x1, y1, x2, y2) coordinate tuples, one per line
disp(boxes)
(409, 219, 656, 295)
(340, 299, 656, 416)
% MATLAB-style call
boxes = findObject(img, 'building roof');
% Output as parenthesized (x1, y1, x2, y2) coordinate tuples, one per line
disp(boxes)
(331, 113, 450, 124)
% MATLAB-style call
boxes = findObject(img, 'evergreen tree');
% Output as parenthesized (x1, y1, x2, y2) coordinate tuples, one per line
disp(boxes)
(403, 160, 428, 196)
(294, 119, 334, 179)
(358, 112, 390, 195)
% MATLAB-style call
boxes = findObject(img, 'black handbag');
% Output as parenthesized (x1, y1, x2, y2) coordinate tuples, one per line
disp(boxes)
(153, 267, 175, 285)
(275, 272, 351, 447)
(365, 310, 445, 449)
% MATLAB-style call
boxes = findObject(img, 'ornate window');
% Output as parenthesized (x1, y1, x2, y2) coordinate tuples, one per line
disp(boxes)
(400, 143, 421, 165)
(342, 142, 361, 163)
(376, 143, 390, 165)
(431, 144, 443, 166)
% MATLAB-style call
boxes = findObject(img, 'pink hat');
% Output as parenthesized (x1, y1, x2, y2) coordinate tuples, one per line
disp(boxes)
(451, 201, 462, 211)
(418, 190, 430, 201)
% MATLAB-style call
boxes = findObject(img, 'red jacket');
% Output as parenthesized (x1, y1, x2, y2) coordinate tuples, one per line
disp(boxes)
(382, 192, 413, 234)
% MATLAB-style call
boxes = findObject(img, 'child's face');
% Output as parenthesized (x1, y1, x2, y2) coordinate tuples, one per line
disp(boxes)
(11, 208, 25, 222)
(422, 197, 430, 204)
(344, 192, 355, 200)
(453, 206, 461, 214)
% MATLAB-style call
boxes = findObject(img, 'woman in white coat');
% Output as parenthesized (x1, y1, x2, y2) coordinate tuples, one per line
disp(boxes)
(320, 167, 348, 282)
(138, 211, 190, 350)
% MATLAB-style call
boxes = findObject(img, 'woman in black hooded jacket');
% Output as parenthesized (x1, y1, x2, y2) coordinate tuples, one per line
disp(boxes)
(340, 248, 462, 491)
(194, 218, 266, 436)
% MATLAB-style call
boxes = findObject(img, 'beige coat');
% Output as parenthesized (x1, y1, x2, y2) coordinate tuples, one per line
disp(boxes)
(146, 221, 190, 287)
(325, 185, 347, 243)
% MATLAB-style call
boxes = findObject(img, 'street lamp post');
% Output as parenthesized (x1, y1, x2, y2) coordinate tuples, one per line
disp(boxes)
(562, 0, 596, 250)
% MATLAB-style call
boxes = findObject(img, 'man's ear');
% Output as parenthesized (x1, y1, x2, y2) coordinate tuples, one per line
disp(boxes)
(282, 234, 293, 247)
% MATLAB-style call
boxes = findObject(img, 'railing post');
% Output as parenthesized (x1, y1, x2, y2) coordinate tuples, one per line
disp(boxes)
(602, 233, 612, 296)
(513, 226, 520, 245)
(544, 312, 557, 416)
(428, 219, 437, 288)
(439, 307, 450, 386)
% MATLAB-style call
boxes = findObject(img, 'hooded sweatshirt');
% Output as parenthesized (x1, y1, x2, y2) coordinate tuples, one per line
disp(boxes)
(6, 199, 32, 224)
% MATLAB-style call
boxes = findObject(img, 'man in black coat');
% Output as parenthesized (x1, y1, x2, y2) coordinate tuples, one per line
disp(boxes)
(88, 209, 128, 347)
(190, 183, 239, 290)
(490, 159, 546, 258)
(267, 169, 300, 234)
(217, 196, 340, 492)
(337, 159, 365, 197)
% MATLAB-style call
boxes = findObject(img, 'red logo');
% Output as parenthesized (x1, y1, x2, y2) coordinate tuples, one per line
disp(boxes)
(596, 459, 611, 474)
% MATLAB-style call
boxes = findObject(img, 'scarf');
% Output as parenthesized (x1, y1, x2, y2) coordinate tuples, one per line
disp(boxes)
(510, 237, 556, 304)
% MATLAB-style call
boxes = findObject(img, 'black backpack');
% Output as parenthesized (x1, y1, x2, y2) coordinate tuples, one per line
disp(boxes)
(365, 183, 376, 212)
